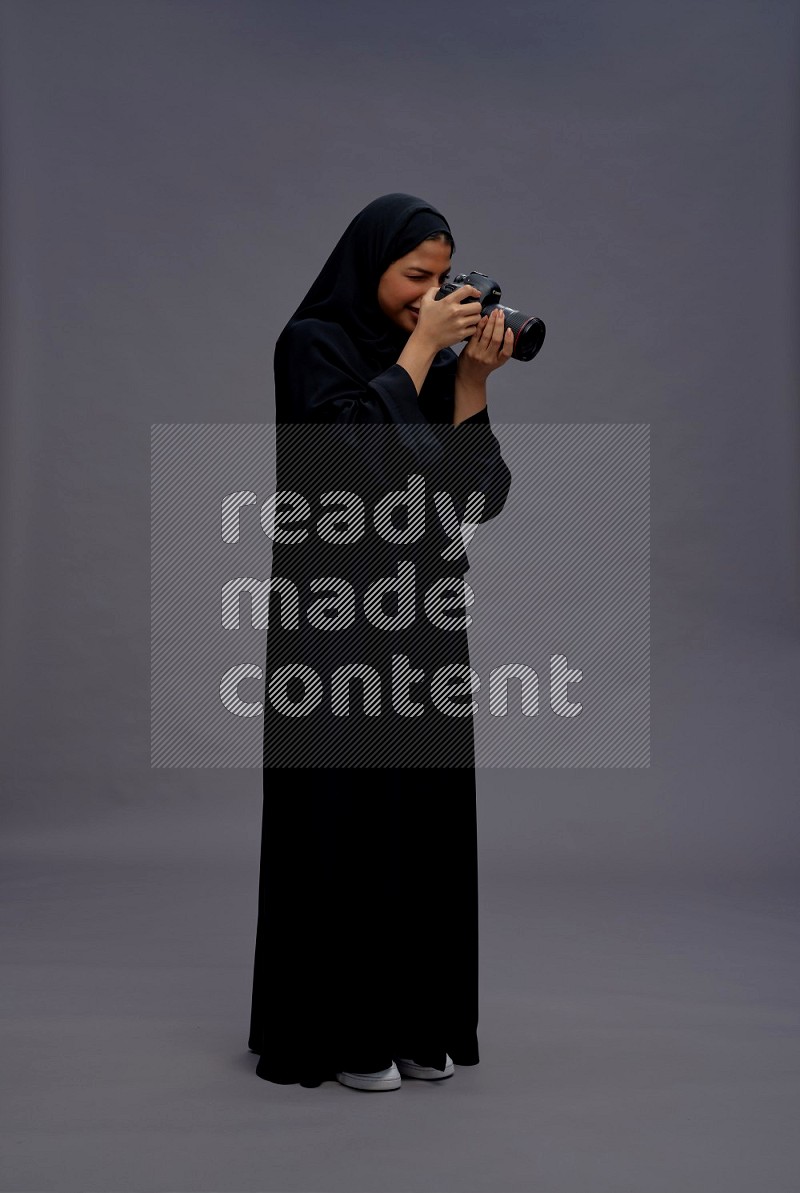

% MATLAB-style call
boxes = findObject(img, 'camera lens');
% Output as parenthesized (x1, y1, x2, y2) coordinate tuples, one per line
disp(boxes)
(515, 316, 546, 361)
(490, 305, 546, 361)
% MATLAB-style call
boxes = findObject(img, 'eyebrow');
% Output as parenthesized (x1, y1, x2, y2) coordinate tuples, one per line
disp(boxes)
(406, 266, 451, 275)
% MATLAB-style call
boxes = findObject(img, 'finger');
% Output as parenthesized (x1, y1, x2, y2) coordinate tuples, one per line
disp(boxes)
(451, 285, 482, 306)
(503, 327, 514, 354)
(486, 313, 505, 356)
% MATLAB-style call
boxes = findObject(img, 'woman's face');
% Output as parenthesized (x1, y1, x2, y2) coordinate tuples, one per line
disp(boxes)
(377, 238, 453, 334)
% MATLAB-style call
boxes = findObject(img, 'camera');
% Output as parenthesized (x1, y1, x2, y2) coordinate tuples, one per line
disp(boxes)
(434, 271, 546, 362)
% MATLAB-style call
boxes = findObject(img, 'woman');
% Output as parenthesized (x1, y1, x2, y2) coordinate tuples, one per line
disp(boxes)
(248, 193, 513, 1091)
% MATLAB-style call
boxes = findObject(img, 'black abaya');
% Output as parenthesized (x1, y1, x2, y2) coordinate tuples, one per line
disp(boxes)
(248, 194, 511, 1085)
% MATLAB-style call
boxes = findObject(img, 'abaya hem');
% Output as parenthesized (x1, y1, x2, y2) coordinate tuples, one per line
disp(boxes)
(248, 1033, 479, 1086)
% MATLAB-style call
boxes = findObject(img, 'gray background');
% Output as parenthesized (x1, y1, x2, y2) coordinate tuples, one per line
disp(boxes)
(1, 1, 798, 1190)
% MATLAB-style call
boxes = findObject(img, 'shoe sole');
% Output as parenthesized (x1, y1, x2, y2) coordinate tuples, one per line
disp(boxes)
(336, 1070, 402, 1091)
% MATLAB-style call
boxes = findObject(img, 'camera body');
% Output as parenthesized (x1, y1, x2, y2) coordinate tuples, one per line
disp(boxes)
(434, 270, 546, 362)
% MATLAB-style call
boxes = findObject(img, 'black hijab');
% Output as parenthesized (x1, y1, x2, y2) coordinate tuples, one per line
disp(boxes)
(278, 192, 456, 379)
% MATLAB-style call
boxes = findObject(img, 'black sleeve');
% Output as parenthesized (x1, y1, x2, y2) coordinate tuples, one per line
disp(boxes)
(274, 319, 446, 475)
(274, 319, 512, 527)
(420, 348, 512, 526)
(443, 405, 512, 526)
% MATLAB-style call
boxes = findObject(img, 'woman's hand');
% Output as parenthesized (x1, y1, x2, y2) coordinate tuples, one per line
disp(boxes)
(412, 284, 483, 353)
(457, 308, 514, 381)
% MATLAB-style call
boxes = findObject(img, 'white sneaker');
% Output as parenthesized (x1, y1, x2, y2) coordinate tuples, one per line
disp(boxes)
(335, 1061, 402, 1091)
(395, 1054, 455, 1080)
